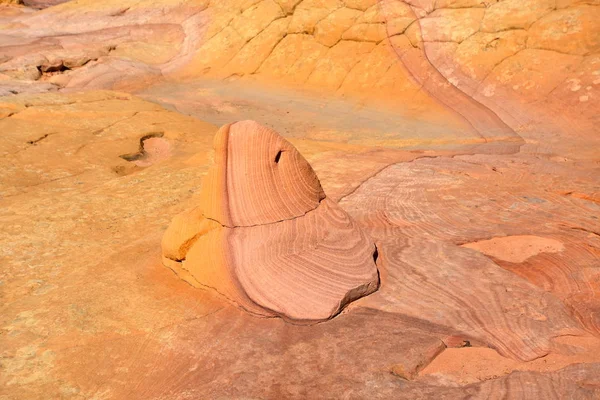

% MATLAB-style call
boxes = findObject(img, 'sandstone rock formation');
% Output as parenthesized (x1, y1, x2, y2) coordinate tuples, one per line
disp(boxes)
(0, 0, 597, 159)
(161, 120, 380, 322)
(2, 90, 599, 400)
(1, 0, 599, 398)
(340, 154, 600, 361)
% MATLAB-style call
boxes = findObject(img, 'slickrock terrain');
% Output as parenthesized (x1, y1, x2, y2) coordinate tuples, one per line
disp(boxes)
(0, 0, 599, 398)
(162, 120, 379, 321)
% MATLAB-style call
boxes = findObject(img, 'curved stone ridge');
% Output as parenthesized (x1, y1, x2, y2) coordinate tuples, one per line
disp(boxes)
(162, 120, 379, 322)
(200, 120, 326, 227)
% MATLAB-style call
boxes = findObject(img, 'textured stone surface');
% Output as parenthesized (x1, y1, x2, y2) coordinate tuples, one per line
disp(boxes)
(462, 235, 565, 264)
(0, 0, 595, 161)
(162, 121, 379, 322)
(1, 0, 599, 398)
(528, 6, 600, 56)
(199, 121, 325, 227)
(420, 337, 600, 385)
(359, 238, 583, 361)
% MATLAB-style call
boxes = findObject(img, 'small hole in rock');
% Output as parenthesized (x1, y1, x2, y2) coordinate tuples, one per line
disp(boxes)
(274, 150, 282, 163)
(373, 246, 379, 264)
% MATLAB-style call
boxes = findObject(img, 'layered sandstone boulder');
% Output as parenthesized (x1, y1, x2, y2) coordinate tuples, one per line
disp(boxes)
(162, 120, 380, 322)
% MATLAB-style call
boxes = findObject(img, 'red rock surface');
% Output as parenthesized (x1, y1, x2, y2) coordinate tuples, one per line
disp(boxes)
(0, 0, 599, 398)
(162, 121, 379, 322)
(199, 121, 326, 227)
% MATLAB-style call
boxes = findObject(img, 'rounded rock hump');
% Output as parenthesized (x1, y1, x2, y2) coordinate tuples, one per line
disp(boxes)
(200, 120, 326, 227)
(162, 120, 379, 323)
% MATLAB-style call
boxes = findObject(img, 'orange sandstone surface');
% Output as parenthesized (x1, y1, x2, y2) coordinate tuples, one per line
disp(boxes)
(0, 0, 599, 399)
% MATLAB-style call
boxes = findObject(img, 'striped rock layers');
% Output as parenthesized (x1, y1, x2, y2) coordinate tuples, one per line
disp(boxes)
(162, 120, 379, 322)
